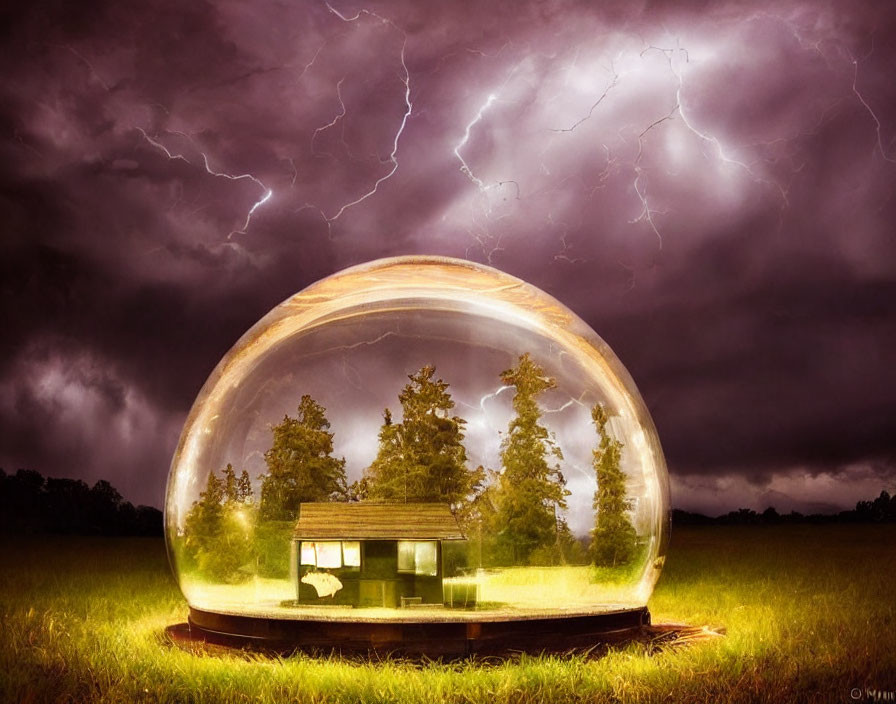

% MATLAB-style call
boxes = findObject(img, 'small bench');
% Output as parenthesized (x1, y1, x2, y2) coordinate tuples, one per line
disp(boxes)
(400, 596, 423, 608)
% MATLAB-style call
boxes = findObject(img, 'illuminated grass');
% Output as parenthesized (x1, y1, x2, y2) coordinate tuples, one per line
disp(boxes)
(475, 565, 640, 609)
(1, 525, 894, 703)
(178, 566, 642, 619)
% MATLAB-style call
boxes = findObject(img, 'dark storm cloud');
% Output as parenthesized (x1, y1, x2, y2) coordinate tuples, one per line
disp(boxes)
(1, 0, 894, 511)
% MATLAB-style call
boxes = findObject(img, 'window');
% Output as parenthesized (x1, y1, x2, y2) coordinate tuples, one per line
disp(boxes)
(397, 540, 438, 576)
(315, 542, 342, 568)
(342, 541, 361, 567)
(415, 541, 437, 576)
(300, 542, 316, 566)
(299, 541, 361, 569)
(397, 541, 415, 572)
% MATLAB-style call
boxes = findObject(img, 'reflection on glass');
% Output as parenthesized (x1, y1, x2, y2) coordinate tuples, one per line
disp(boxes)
(165, 256, 670, 622)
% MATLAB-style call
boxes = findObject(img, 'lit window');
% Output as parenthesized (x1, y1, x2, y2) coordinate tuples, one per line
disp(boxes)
(300, 541, 362, 569)
(315, 542, 342, 568)
(397, 541, 438, 576)
(415, 541, 437, 576)
(342, 541, 361, 567)
(398, 541, 415, 572)
(300, 542, 316, 565)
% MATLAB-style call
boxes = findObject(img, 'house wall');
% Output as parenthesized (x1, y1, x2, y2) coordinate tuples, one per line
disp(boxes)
(296, 559, 360, 607)
(295, 539, 445, 608)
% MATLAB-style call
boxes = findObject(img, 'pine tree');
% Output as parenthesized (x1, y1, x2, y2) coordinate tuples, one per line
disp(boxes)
(491, 354, 569, 565)
(183, 470, 224, 570)
(183, 466, 254, 582)
(237, 469, 252, 503)
(259, 395, 347, 521)
(365, 366, 483, 511)
(365, 408, 406, 499)
(590, 404, 638, 567)
(184, 470, 224, 551)
(222, 463, 238, 503)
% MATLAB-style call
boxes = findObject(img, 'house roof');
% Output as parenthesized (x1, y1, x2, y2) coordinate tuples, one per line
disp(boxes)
(294, 502, 466, 541)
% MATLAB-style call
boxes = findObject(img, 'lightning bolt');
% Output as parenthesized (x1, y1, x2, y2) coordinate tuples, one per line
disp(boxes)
(332, 331, 399, 352)
(721, 12, 896, 179)
(311, 77, 348, 157)
(453, 82, 527, 262)
(549, 68, 619, 134)
(198, 154, 272, 238)
(452, 55, 530, 200)
(645, 44, 791, 205)
(850, 52, 896, 164)
(630, 105, 677, 249)
(282, 331, 404, 393)
(297, 42, 327, 80)
(323, 3, 413, 223)
(549, 213, 585, 265)
(589, 144, 617, 195)
(137, 129, 272, 238)
(614, 42, 795, 251)
(136, 128, 190, 164)
(478, 385, 512, 412)
(462, 214, 509, 265)
(454, 93, 498, 189)
(323, 2, 368, 22)
(542, 390, 589, 414)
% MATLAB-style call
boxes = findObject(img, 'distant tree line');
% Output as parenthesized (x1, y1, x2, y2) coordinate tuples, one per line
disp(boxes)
(0, 468, 162, 535)
(672, 490, 896, 526)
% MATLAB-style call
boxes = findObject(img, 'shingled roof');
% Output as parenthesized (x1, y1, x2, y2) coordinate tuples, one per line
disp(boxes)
(294, 502, 465, 541)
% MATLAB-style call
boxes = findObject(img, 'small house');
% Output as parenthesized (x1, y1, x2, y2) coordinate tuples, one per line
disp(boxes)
(293, 502, 465, 608)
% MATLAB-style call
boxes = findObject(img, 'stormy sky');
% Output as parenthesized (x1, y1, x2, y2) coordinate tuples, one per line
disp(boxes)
(2, 0, 895, 515)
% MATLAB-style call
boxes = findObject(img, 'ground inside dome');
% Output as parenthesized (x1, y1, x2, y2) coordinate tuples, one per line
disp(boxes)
(178, 563, 649, 622)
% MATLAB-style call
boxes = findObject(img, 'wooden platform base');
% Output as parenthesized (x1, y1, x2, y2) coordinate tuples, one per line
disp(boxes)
(174, 606, 656, 658)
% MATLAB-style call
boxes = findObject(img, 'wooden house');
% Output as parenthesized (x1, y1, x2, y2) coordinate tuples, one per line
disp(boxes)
(293, 502, 466, 608)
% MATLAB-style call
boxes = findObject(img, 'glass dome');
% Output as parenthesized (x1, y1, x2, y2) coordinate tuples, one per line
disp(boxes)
(165, 256, 669, 629)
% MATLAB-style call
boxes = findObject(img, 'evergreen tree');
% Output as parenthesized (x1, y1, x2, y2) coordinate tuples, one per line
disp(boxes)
(237, 469, 252, 503)
(184, 470, 224, 564)
(183, 467, 253, 582)
(259, 395, 347, 521)
(589, 404, 638, 567)
(222, 463, 239, 503)
(491, 354, 569, 565)
(365, 408, 405, 498)
(365, 366, 483, 511)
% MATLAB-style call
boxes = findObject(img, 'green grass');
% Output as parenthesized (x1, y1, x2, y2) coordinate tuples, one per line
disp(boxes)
(2, 525, 894, 703)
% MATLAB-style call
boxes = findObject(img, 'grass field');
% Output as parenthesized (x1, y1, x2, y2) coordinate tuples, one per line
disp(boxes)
(2, 525, 894, 703)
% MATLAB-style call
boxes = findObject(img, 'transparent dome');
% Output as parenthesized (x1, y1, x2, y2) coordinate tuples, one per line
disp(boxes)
(165, 256, 669, 625)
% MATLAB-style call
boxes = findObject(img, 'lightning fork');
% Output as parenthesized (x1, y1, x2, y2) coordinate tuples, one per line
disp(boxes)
(850, 52, 896, 163)
(323, 3, 413, 222)
(137, 128, 272, 238)
(311, 77, 348, 157)
(454, 93, 498, 189)
(199, 153, 272, 238)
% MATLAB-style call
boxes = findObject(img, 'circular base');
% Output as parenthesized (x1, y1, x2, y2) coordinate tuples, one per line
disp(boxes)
(186, 606, 651, 657)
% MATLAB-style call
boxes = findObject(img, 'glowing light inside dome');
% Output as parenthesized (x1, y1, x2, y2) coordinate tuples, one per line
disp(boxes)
(165, 256, 669, 622)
